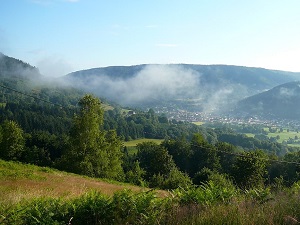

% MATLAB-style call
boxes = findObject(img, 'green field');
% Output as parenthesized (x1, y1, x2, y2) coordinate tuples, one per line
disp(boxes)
(267, 130, 299, 141)
(124, 138, 164, 147)
(124, 139, 164, 155)
(244, 133, 255, 138)
(245, 128, 300, 147)
(102, 104, 114, 111)
(192, 121, 205, 126)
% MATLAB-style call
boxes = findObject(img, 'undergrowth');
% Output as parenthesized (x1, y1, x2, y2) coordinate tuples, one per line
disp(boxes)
(1, 184, 300, 225)
(1, 160, 300, 224)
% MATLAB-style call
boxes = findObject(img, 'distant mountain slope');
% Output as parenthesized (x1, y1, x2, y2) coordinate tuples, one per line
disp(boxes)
(65, 64, 300, 113)
(0, 53, 84, 106)
(0, 53, 85, 134)
(236, 81, 300, 120)
(67, 64, 300, 90)
(0, 52, 41, 79)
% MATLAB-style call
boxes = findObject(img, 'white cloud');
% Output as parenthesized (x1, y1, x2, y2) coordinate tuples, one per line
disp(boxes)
(279, 87, 296, 97)
(67, 64, 250, 113)
(37, 56, 73, 77)
(71, 65, 200, 105)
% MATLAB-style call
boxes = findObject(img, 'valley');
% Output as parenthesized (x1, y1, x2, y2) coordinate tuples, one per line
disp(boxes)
(1, 53, 300, 224)
(2, 1, 300, 223)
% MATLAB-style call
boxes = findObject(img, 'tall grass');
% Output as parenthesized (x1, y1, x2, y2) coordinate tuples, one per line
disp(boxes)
(1, 185, 300, 225)
(1, 159, 300, 224)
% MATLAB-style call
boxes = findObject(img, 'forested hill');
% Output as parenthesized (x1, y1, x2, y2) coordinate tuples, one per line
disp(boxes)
(67, 64, 300, 89)
(0, 53, 85, 134)
(0, 52, 40, 79)
(1, 53, 300, 194)
(236, 81, 300, 120)
(1, 54, 296, 153)
(64, 64, 300, 111)
(0, 53, 214, 139)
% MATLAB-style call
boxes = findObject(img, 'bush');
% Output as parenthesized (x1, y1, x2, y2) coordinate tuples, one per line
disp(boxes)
(1, 190, 171, 225)
(174, 175, 236, 205)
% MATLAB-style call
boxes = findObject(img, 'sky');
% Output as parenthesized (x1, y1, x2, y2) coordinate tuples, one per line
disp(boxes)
(1, 0, 300, 77)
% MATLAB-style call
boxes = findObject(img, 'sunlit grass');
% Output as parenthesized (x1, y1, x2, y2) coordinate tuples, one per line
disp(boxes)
(244, 133, 255, 138)
(124, 138, 164, 147)
(192, 121, 205, 126)
(0, 160, 150, 208)
(245, 128, 300, 146)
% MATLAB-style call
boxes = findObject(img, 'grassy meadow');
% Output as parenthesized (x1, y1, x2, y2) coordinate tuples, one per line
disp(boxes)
(1, 159, 300, 224)
(124, 138, 164, 155)
(0, 160, 151, 207)
(192, 121, 205, 126)
(267, 129, 300, 142)
(124, 138, 164, 147)
(245, 128, 300, 147)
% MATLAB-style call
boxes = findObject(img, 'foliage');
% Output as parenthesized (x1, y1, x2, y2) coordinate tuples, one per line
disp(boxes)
(175, 181, 236, 206)
(232, 150, 268, 189)
(161, 138, 192, 174)
(1, 159, 300, 225)
(136, 141, 176, 180)
(189, 133, 221, 175)
(0, 190, 171, 225)
(244, 187, 272, 203)
(0, 120, 25, 161)
(59, 95, 124, 180)
(125, 161, 147, 186)
(149, 168, 192, 190)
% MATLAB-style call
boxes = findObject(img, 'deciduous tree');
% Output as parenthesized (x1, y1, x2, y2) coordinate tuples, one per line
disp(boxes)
(60, 94, 123, 180)
(0, 120, 25, 161)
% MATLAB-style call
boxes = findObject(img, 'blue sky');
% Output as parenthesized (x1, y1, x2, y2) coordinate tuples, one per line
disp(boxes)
(1, 0, 300, 76)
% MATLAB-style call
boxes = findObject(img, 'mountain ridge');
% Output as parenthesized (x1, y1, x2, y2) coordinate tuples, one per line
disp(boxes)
(64, 63, 300, 112)
(236, 81, 300, 120)
(0, 53, 41, 79)
(2, 52, 300, 120)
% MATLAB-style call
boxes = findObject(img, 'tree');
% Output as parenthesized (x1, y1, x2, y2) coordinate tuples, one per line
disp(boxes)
(136, 141, 192, 189)
(136, 141, 176, 179)
(150, 167, 192, 189)
(0, 120, 25, 161)
(125, 160, 146, 186)
(215, 142, 237, 175)
(162, 138, 192, 173)
(189, 133, 220, 176)
(281, 152, 300, 185)
(232, 150, 268, 189)
(59, 94, 123, 180)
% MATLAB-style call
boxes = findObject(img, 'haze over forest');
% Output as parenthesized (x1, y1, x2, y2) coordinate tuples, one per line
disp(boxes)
(2, 2, 300, 224)
(1, 1, 300, 121)
(65, 64, 300, 116)
(1, 51, 300, 124)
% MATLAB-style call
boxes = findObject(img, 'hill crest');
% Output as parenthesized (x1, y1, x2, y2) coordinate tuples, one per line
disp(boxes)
(236, 81, 300, 120)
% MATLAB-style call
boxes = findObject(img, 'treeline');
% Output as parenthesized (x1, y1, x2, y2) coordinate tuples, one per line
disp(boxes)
(104, 108, 216, 141)
(124, 137, 300, 190)
(1, 94, 300, 190)
(1, 76, 299, 159)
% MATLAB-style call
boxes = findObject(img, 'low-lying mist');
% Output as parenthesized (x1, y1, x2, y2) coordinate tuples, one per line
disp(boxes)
(64, 64, 251, 114)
